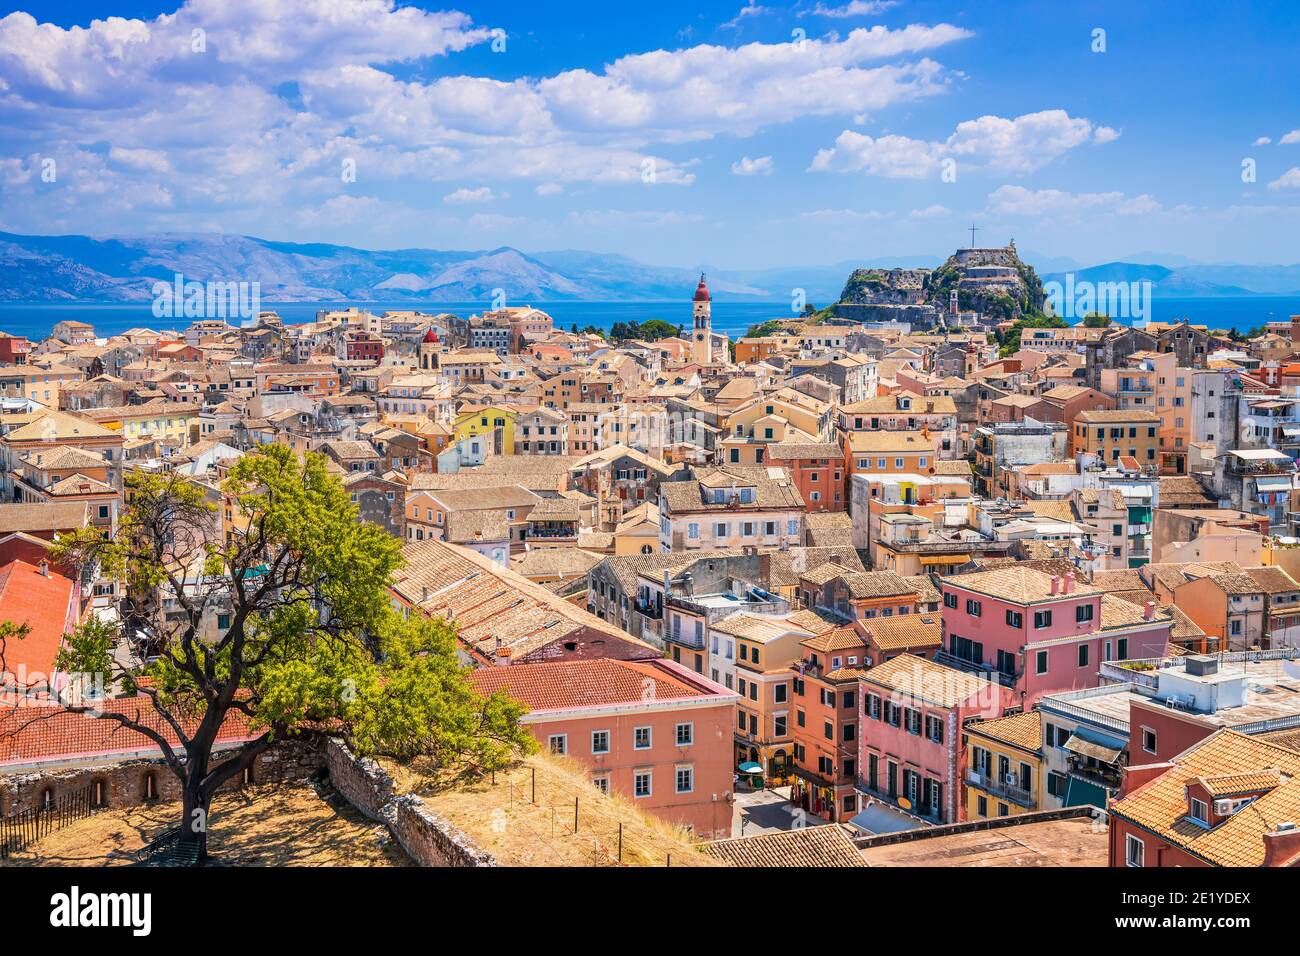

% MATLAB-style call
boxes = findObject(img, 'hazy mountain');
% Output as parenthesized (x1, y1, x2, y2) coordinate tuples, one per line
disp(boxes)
(1, 231, 1297, 304)
(1041, 261, 1297, 297)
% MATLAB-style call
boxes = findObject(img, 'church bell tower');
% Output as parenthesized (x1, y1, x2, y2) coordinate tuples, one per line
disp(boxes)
(692, 273, 711, 364)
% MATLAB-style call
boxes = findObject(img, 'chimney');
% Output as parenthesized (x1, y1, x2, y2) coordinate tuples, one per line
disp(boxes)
(1050, 575, 1060, 596)
(1143, 600, 1156, 620)
(1064, 571, 1076, 594)
(1262, 823, 1300, 867)
(495, 644, 513, 667)
(37, 559, 49, 577)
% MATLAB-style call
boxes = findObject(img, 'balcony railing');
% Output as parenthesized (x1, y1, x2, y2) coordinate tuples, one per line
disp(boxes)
(633, 600, 663, 620)
(1067, 755, 1123, 790)
(965, 769, 1035, 808)
(934, 651, 1019, 688)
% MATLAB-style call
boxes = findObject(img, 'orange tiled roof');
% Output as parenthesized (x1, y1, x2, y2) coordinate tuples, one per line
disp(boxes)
(467, 658, 724, 713)
(0, 560, 80, 688)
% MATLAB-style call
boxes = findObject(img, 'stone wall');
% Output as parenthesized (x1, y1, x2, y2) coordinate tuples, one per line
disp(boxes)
(0, 738, 324, 818)
(387, 795, 497, 867)
(323, 737, 394, 822)
(323, 737, 496, 867)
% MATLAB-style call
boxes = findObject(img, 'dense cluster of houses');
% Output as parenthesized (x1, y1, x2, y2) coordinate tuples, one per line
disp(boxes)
(5, 278, 1300, 866)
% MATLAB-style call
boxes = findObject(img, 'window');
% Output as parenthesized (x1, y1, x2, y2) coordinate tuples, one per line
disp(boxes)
(676, 722, 694, 746)
(966, 599, 982, 617)
(675, 766, 694, 794)
(1034, 609, 1052, 629)
(634, 771, 652, 798)
(592, 775, 610, 794)
(843, 722, 856, 742)
(1077, 644, 1089, 668)
(773, 714, 787, 737)
(977, 795, 988, 817)
(1036, 649, 1049, 675)
(924, 714, 944, 743)
(1006, 610, 1023, 628)
(1126, 834, 1145, 867)
(867, 693, 882, 720)
(1189, 797, 1209, 824)
(1047, 771, 1067, 798)
(634, 726, 652, 750)
(548, 734, 567, 755)
(943, 592, 957, 609)
(774, 684, 787, 703)
(1142, 727, 1157, 754)
(591, 730, 610, 755)
(1076, 604, 1094, 623)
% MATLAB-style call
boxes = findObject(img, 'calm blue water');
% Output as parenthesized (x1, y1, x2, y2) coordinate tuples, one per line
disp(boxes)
(1, 296, 1297, 341)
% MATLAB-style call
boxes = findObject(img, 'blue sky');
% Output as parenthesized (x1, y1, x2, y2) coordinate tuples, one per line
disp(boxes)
(0, 0, 1297, 270)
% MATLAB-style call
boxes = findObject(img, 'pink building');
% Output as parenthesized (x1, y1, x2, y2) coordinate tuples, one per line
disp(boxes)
(468, 657, 738, 839)
(937, 567, 1171, 707)
(858, 653, 1016, 823)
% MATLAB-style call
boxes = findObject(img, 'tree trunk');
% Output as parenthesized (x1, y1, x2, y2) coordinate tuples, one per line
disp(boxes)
(181, 776, 210, 860)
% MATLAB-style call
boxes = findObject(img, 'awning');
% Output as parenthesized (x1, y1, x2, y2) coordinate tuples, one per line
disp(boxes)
(1064, 776, 1110, 809)
(1255, 476, 1294, 492)
(1063, 732, 1124, 764)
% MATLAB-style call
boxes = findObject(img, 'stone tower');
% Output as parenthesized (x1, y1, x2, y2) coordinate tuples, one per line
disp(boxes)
(419, 326, 440, 370)
(692, 273, 711, 365)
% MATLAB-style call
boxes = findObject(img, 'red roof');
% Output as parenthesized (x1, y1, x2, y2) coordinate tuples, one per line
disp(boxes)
(422, 327, 440, 343)
(468, 658, 725, 713)
(0, 696, 254, 768)
(693, 273, 711, 302)
(0, 559, 80, 689)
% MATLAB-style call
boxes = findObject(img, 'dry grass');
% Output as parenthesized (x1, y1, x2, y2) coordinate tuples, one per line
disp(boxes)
(380, 752, 722, 867)
(3, 782, 409, 867)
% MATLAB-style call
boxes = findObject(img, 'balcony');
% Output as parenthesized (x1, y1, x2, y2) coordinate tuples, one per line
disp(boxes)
(965, 769, 1035, 808)
(634, 599, 663, 620)
(934, 651, 1019, 688)
(1066, 755, 1123, 790)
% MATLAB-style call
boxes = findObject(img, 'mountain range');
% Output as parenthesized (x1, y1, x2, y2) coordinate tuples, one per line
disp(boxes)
(1, 231, 1298, 305)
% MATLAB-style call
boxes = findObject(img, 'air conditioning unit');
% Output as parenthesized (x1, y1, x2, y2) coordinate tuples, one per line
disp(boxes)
(1214, 799, 1234, 816)
(1004, 774, 1020, 787)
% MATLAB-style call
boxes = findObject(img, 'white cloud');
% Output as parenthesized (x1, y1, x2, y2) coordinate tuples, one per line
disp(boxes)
(565, 209, 706, 230)
(813, 109, 1117, 178)
(1281, 130, 1300, 144)
(731, 155, 774, 176)
(443, 186, 499, 204)
(795, 207, 890, 221)
(108, 146, 172, 173)
(805, 1, 899, 18)
(1268, 167, 1300, 191)
(986, 185, 1161, 218)
(0, 5, 976, 235)
(721, 2, 769, 30)
(909, 204, 951, 219)
(1254, 136, 1273, 146)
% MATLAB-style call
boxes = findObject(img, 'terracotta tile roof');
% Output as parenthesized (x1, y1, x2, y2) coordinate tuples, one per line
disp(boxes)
(0, 696, 253, 768)
(702, 824, 866, 867)
(394, 538, 655, 661)
(862, 614, 942, 652)
(1244, 566, 1300, 595)
(800, 625, 866, 653)
(1109, 731, 1300, 867)
(0, 560, 80, 688)
(0, 501, 90, 535)
(941, 566, 1098, 604)
(966, 709, 1041, 754)
(467, 658, 718, 712)
(860, 653, 996, 708)
(839, 570, 918, 600)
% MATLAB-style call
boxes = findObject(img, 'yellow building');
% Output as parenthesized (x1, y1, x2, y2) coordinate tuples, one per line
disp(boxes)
(452, 405, 518, 455)
(963, 710, 1043, 820)
(82, 401, 198, 447)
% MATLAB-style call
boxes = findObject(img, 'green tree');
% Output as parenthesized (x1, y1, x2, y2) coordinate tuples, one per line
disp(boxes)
(1082, 313, 1113, 328)
(47, 444, 533, 858)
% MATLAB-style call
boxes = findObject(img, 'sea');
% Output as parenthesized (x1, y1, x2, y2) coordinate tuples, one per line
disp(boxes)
(1, 296, 1298, 341)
